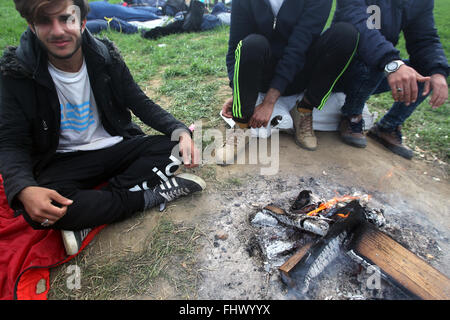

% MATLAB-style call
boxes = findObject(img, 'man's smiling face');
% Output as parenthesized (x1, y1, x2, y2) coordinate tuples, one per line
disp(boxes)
(31, 0, 86, 60)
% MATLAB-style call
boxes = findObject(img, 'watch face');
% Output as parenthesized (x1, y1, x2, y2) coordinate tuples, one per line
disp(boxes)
(387, 61, 398, 72)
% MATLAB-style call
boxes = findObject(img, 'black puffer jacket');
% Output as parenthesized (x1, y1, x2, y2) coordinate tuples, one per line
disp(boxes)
(0, 28, 189, 208)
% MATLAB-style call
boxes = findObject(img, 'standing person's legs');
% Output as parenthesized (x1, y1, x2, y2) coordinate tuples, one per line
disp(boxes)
(288, 22, 359, 150)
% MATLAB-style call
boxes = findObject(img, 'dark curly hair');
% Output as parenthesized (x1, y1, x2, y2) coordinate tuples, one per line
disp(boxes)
(13, 0, 90, 24)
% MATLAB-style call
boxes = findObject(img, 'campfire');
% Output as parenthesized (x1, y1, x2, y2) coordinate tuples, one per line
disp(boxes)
(249, 188, 450, 300)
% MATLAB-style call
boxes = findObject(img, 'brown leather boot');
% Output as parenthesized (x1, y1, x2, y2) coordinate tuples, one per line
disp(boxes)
(339, 114, 367, 148)
(367, 123, 414, 159)
(289, 107, 317, 151)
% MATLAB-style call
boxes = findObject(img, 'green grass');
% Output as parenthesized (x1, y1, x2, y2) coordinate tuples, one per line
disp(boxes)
(1, 0, 448, 160)
(49, 218, 202, 299)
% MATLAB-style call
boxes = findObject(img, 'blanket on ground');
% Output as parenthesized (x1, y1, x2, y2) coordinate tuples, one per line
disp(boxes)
(0, 175, 105, 300)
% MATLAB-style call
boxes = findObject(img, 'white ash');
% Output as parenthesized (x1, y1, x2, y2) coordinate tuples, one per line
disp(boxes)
(196, 174, 447, 300)
(251, 211, 279, 227)
(300, 232, 348, 295)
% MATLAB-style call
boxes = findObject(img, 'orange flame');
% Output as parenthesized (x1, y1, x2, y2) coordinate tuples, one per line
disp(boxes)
(306, 194, 371, 217)
(337, 212, 351, 218)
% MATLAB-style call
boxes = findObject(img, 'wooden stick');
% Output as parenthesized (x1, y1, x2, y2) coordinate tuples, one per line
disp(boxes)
(279, 242, 314, 277)
(279, 221, 450, 300)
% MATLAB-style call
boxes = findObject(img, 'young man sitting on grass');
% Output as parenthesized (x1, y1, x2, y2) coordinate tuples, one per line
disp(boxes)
(333, 0, 448, 159)
(0, 0, 206, 255)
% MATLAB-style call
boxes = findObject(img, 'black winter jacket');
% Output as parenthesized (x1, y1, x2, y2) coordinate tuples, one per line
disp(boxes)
(333, 0, 449, 77)
(0, 28, 189, 208)
(226, 0, 333, 95)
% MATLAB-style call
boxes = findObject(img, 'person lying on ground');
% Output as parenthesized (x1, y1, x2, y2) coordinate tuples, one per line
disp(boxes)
(333, 0, 449, 159)
(0, 0, 206, 255)
(220, 0, 359, 162)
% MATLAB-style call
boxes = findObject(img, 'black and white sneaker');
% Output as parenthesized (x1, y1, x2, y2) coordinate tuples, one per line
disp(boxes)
(61, 228, 91, 256)
(154, 173, 206, 203)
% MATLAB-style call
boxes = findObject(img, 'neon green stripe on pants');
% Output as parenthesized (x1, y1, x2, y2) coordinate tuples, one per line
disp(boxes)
(232, 41, 243, 119)
(317, 33, 360, 110)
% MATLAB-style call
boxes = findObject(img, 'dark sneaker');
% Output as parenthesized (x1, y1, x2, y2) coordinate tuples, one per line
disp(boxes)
(153, 173, 206, 203)
(367, 123, 414, 160)
(61, 228, 91, 256)
(339, 115, 367, 148)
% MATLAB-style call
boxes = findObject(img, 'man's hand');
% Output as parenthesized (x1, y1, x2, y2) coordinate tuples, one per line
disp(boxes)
(248, 88, 280, 128)
(179, 131, 200, 169)
(249, 102, 275, 128)
(424, 74, 448, 109)
(387, 65, 430, 106)
(17, 186, 73, 226)
(221, 97, 234, 118)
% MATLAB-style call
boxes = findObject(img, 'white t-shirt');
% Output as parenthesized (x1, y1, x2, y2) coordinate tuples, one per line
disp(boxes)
(269, 0, 285, 16)
(48, 60, 123, 153)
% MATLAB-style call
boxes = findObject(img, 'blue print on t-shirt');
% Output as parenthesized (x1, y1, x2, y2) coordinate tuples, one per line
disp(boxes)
(60, 101, 95, 131)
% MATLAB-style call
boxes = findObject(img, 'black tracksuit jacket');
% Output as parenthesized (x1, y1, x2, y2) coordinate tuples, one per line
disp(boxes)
(226, 0, 333, 95)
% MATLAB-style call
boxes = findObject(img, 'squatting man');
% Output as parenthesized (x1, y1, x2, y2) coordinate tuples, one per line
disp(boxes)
(334, 0, 448, 159)
(0, 0, 206, 256)
(220, 0, 448, 161)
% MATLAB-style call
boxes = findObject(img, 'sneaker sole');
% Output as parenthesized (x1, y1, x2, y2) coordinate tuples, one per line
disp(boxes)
(293, 138, 317, 151)
(367, 130, 413, 160)
(340, 136, 367, 148)
(176, 173, 207, 191)
(61, 230, 79, 256)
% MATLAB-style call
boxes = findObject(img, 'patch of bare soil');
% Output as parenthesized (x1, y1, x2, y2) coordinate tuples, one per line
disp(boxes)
(55, 132, 449, 300)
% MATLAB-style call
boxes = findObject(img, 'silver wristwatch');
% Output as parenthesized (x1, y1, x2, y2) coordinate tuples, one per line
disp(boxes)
(384, 60, 405, 76)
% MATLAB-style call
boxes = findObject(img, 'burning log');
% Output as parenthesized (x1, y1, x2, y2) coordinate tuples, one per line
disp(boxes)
(262, 205, 330, 236)
(279, 200, 366, 295)
(290, 190, 312, 211)
(279, 200, 450, 299)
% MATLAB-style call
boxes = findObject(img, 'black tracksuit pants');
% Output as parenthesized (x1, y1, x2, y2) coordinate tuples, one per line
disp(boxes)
(21, 135, 179, 230)
(231, 22, 359, 124)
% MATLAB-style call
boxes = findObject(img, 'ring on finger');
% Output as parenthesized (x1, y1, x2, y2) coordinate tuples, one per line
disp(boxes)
(41, 218, 51, 227)
(396, 87, 403, 93)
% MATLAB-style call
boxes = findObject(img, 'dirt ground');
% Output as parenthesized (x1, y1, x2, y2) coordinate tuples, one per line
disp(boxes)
(52, 131, 449, 300)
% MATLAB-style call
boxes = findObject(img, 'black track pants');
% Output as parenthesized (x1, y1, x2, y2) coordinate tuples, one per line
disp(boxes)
(21, 135, 180, 230)
(231, 22, 359, 123)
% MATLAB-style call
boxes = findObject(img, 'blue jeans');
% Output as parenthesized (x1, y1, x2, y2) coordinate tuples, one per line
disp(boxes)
(338, 58, 430, 131)
(87, 2, 162, 21)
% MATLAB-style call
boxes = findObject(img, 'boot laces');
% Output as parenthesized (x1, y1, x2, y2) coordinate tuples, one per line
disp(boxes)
(299, 113, 313, 135)
(159, 187, 190, 202)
